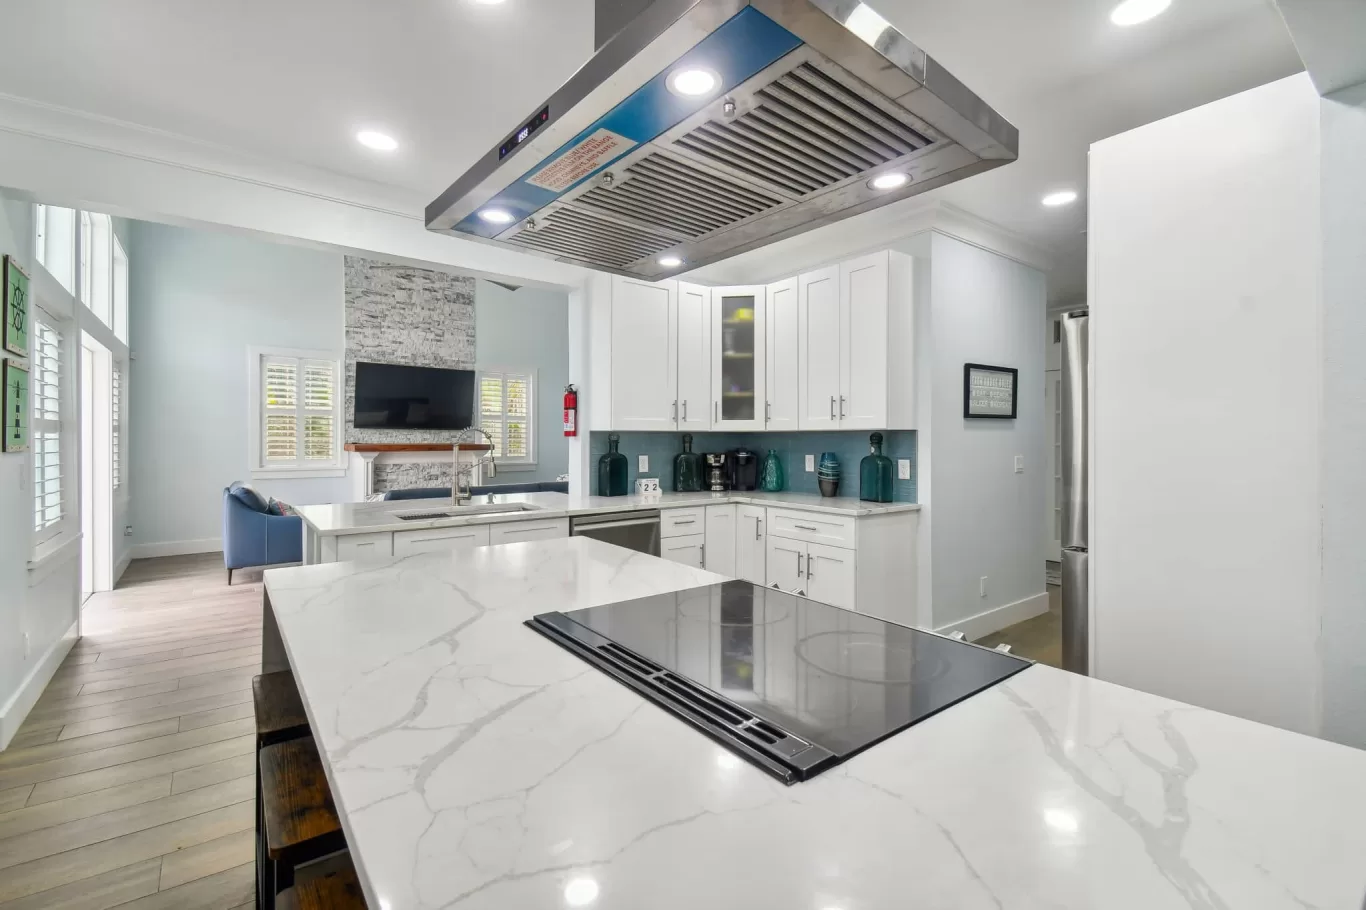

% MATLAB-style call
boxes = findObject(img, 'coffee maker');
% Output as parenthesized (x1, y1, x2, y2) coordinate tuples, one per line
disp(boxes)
(704, 453, 729, 491)
(728, 448, 759, 492)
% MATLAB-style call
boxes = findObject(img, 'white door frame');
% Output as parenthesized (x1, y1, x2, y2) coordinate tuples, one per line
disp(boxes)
(80, 332, 114, 596)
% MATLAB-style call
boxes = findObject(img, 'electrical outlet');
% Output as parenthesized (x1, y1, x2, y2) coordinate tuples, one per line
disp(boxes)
(898, 459, 911, 480)
(124, 525, 134, 537)
(1014, 455, 1024, 474)
(638, 455, 649, 473)
(805, 454, 815, 472)
(980, 576, 988, 598)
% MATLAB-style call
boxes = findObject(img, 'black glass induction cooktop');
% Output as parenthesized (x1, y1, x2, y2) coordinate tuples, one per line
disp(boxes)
(526, 581, 1032, 784)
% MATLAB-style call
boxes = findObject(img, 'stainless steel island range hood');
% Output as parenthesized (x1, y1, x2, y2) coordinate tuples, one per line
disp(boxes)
(427, 0, 1018, 280)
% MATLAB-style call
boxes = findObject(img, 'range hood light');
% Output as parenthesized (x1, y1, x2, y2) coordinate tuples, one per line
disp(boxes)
(658, 255, 683, 268)
(479, 208, 515, 224)
(667, 67, 720, 98)
(868, 172, 909, 191)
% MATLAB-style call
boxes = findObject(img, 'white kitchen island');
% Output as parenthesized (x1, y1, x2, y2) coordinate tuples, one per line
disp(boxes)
(262, 537, 1366, 910)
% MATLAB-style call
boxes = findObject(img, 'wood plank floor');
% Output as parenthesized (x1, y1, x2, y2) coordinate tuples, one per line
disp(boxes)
(0, 554, 263, 910)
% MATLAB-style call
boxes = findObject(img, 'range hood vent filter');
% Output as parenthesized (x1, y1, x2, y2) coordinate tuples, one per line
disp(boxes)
(507, 207, 677, 270)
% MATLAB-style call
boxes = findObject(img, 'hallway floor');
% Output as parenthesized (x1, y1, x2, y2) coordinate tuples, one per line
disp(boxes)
(977, 584, 1063, 668)
(0, 554, 262, 910)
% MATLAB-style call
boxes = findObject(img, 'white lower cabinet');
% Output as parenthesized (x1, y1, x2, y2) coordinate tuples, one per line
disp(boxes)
(703, 505, 736, 576)
(489, 519, 570, 544)
(335, 532, 393, 562)
(734, 504, 766, 583)
(765, 535, 807, 596)
(393, 525, 491, 557)
(804, 542, 856, 610)
(662, 533, 706, 568)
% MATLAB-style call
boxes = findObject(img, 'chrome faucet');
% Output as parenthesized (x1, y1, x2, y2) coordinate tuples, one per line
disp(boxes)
(451, 426, 497, 505)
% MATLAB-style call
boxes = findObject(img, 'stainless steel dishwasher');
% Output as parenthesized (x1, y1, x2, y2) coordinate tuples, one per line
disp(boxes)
(569, 510, 661, 557)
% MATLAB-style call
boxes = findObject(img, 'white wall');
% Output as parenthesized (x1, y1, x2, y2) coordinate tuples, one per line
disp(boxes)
(474, 280, 570, 483)
(1317, 80, 1366, 747)
(911, 232, 1048, 634)
(129, 221, 349, 553)
(1089, 74, 1324, 736)
(0, 194, 80, 749)
(111, 217, 134, 581)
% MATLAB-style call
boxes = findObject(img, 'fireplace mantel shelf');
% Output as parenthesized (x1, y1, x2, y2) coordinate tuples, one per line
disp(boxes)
(344, 443, 492, 453)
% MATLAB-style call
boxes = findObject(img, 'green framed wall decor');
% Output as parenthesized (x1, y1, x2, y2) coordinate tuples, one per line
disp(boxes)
(3, 357, 29, 452)
(4, 255, 30, 358)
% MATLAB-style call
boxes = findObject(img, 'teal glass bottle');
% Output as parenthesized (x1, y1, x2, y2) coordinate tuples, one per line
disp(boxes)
(598, 433, 629, 496)
(673, 434, 703, 492)
(859, 432, 894, 503)
(760, 449, 785, 492)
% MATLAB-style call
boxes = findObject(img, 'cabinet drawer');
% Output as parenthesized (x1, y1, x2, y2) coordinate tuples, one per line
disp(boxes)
(661, 507, 706, 538)
(393, 525, 491, 557)
(489, 519, 569, 544)
(335, 532, 394, 562)
(767, 508, 855, 548)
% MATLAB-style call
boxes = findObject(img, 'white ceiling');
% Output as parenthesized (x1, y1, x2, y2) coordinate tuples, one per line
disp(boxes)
(0, 0, 1303, 303)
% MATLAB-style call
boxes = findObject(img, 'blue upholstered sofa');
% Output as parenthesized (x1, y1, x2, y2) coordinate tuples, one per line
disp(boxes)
(222, 482, 303, 583)
(383, 480, 569, 501)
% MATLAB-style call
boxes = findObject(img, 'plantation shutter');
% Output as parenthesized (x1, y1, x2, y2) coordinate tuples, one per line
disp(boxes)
(33, 321, 64, 535)
(262, 358, 299, 463)
(112, 366, 122, 489)
(478, 370, 534, 464)
(258, 354, 340, 469)
(302, 361, 335, 461)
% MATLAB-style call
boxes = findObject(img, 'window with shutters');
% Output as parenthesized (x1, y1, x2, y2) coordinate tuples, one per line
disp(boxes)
(478, 369, 536, 468)
(112, 365, 123, 491)
(248, 347, 344, 476)
(80, 212, 114, 328)
(33, 319, 67, 545)
(35, 204, 77, 296)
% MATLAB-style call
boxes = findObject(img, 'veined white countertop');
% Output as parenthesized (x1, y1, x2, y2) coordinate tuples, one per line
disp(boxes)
(295, 490, 920, 535)
(264, 537, 1366, 910)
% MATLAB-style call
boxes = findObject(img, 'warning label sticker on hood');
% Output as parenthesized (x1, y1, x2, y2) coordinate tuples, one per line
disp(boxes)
(525, 128, 636, 193)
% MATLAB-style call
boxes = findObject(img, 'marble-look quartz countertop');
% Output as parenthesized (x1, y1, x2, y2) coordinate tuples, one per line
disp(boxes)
(264, 537, 1366, 910)
(295, 490, 920, 535)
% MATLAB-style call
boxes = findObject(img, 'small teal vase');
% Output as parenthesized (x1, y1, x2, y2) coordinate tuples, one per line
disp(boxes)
(760, 449, 785, 492)
(817, 452, 840, 497)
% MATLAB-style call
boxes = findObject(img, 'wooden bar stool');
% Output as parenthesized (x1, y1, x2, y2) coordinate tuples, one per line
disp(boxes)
(254, 672, 311, 908)
(278, 855, 367, 909)
(259, 735, 346, 909)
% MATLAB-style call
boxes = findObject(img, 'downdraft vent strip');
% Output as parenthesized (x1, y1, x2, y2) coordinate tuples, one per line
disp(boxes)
(674, 63, 932, 197)
(577, 154, 784, 239)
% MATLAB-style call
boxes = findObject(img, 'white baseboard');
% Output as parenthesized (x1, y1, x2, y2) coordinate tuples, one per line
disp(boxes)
(934, 591, 1050, 642)
(114, 550, 132, 586)
(0, 620, 78, 751)
(129, 538, 222, 560)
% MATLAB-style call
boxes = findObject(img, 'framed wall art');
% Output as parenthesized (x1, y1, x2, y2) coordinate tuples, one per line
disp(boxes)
(4, 255, 30, 358)
(963, 363, 1018, 419)
(3, 358, 29, 452)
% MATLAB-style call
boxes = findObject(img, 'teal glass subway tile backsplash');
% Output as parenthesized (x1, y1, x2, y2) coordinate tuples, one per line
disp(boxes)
(590, 430, 917, 502)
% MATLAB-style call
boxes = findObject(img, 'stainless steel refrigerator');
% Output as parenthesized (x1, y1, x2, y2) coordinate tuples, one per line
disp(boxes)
(1061, 310, 1090, 674)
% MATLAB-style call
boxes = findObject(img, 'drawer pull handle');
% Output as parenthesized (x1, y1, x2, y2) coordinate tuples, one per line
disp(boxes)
(795, 524, 819, 532)
(674, 518, 696, 525)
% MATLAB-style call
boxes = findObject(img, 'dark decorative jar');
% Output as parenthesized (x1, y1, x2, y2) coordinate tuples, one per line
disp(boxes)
(598, 433, 629, 496)
(760, 449, 785, 492)
(859, 432, 894, 503)
(673, 434, 704, 492)
(817, 451, 841, 497)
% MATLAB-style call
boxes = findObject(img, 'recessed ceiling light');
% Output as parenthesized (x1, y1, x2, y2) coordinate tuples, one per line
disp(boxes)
(868, 172, 910, 191)
(658, 255, 683, 268)
(356, 130, 398, 152)
(667, 67, 719, 98)
(1110, 0, 1171, 26)
(1042, 190, 1078, 207)
(479, 208, 515, 224)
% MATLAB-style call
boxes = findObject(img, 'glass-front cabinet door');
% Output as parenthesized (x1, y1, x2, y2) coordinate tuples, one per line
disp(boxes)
(710, 285, 767, 431)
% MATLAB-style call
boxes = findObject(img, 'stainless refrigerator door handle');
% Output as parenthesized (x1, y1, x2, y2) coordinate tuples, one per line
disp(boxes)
(830, 396, 836, 419)
(840, 396, 846, 418)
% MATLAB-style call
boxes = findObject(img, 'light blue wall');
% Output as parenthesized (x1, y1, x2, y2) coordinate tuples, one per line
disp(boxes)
(590, 430, 916, 501)
(475, 280, 569, 483)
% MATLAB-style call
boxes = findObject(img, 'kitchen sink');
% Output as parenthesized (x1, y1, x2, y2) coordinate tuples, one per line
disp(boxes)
(395, 504, 536, 521)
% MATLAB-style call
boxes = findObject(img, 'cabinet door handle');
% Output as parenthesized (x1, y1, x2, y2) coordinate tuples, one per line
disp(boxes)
(840, 396, 846, 418)
(765, 401, 771, 423)
(797, 552, 804, 577)
(683, 400, 688, 421)
(700, 544, 706, 564)
(755, 518, 762, 540)
(672, 400, 678, 421)
(830, 396, 836, 420)
(807, 555, 814, 580)
(715, 400, 720, 423)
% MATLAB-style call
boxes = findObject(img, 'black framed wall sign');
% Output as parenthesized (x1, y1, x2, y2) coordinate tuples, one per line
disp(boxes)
(964, 363, 1018, 419)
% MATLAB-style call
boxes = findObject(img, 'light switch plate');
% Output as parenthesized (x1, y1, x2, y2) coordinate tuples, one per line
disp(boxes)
(638, 455, 649, 472)
(1014, 455, 1024, 474)
(805, 454, 815, 472)
(898, 459, 911, 480)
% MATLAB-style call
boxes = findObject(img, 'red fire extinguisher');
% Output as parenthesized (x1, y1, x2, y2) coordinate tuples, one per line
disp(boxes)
(563, 384, 578, 437)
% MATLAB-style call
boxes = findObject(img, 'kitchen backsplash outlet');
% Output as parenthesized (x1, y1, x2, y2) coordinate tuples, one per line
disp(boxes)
(590, 431, 917, 501)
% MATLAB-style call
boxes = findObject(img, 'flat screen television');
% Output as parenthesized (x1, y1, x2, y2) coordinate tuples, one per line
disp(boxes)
(353, 362, 476, 430)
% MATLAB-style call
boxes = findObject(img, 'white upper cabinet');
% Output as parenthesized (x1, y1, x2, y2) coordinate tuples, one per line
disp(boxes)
(798, 266, 841, 430)
(610, 276, 677, 431)
(765, 277, 799, 431)
(711, 285, 766, 431)
(677, 282, 712, 431)
(840, 252, 890, 430)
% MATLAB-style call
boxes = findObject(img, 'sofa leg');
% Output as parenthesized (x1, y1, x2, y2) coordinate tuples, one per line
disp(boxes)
(227, 568, 234, 586)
